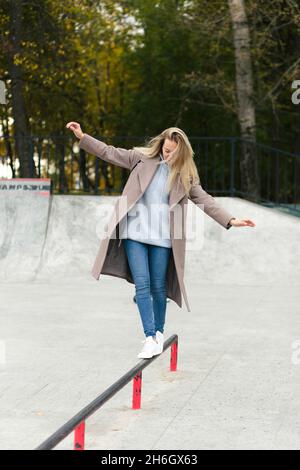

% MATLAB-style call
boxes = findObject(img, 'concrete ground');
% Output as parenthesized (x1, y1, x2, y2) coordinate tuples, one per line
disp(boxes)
(1, 193, 300, 449)
(1, 278, 300, 450)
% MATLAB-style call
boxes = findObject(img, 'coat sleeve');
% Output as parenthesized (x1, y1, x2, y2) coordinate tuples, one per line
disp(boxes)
(188, 183, 235, 229)
(78, 133, 141, 171)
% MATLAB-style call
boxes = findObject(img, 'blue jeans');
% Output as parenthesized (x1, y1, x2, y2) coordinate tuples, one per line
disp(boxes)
(124, 239, 171, 338)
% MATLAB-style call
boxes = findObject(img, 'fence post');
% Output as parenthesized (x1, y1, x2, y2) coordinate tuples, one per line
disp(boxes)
(74, 421, 85, 450)
(230, 138, 236, 197)
(132, 371, 142, 409)
(170, 340, 178, 371)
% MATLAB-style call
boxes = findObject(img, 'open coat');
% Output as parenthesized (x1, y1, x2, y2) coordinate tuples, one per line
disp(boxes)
(78, 133, 235, 312)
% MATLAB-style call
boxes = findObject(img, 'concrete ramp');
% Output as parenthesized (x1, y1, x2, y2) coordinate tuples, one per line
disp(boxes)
(0, 179, 51, 282)
(185, 197, 300, 285)
(35, 194, 117, 280)
(36, 195, 300, 286)
(1, 187, 300, 286)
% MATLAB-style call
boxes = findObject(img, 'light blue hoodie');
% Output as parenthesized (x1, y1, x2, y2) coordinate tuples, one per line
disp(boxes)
(119, 152, 172, 248)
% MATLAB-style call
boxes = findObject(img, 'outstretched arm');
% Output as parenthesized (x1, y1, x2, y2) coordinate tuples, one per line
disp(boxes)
(188, 183, 236, 229)
(65, 122, 141, 171)
(188, 183, 256, 229)
(78, 133, 141, 171)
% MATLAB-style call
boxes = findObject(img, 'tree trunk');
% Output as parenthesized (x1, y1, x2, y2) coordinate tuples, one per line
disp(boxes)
(0, 95, 15, 178)
(55, 136, 68, 194)
(6, 0, 36, 178)
(228, 0, 259, 201)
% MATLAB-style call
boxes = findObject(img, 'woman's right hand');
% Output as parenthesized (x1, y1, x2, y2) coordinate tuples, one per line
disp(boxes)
(65, 122, 84, 140)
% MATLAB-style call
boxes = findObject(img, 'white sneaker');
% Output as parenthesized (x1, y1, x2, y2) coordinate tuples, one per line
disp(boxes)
(138, 336, 160, 359)
(155, 331, 164, 354)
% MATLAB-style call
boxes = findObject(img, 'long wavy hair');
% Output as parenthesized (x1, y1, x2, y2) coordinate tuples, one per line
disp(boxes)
(133, 127, 200, 196)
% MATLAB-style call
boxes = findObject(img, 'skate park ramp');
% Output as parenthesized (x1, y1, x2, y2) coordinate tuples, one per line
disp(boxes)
(1, 188, 300, 450)
(0, 178, 52, 281)
(1, 189, 300, 284)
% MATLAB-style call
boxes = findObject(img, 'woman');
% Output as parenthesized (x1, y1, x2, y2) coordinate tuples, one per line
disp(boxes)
(66, 122, 255, 360)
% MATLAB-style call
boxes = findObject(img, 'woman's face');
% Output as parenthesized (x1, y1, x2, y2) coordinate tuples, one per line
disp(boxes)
(162, 138, 178, 161)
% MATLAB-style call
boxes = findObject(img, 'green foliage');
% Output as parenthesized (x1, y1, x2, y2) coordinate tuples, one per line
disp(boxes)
(0, 0, 299, 151)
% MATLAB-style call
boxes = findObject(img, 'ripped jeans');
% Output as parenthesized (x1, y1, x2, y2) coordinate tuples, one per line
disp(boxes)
(124, 238, 171, 338)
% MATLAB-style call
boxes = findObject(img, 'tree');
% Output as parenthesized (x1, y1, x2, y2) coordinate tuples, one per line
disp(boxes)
(228, 0, 259, 200)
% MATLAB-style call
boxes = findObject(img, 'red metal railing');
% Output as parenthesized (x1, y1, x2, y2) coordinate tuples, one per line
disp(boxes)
(36, 334, 178, 450)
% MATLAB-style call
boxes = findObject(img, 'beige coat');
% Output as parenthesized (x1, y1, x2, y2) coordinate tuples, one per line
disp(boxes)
(78, 133, 235, 312)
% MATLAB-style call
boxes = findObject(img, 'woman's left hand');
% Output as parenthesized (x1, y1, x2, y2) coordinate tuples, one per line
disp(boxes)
(230, 218, 256, 227)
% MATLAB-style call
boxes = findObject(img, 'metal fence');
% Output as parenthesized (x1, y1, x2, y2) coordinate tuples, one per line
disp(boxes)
(1, 135, 299, 215)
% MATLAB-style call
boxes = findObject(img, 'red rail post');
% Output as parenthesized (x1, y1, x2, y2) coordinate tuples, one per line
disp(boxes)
(132, 371, 142, 409)
(170, 340, 178, 371)
(74, 421, 85, 450)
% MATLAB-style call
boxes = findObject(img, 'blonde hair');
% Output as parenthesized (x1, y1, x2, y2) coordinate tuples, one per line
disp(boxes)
(133, 127, 200, 195)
